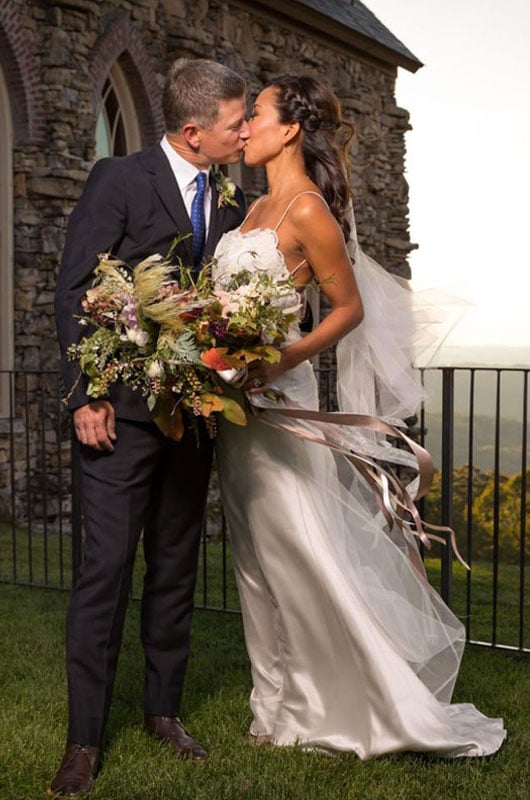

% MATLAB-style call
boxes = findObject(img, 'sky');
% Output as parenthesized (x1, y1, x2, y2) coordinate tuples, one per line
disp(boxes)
(364, 0, 530, 358)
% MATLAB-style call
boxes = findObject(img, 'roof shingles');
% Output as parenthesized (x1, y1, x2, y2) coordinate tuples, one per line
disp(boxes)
(293, 0, 422, 70)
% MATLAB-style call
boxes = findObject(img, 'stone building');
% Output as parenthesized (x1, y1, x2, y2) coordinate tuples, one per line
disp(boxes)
(0, 0, 420, 524)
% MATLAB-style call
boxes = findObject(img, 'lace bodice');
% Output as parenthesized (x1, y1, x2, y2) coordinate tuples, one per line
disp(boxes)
(213, 191, 324, 300)
(213, 227, 303, 328)
(214, 227, 294, 286)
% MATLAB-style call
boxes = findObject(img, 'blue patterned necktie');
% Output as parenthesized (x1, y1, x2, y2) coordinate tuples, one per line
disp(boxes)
(191, 171, 207, 270)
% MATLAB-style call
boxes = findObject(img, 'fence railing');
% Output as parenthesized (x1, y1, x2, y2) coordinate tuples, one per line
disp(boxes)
(0, 367, 528, 653)
(419, 366, 528, 653)
(0, 370, 72, 590)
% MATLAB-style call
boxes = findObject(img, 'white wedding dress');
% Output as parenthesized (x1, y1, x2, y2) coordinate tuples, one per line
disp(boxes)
(212, 199, 506, 759)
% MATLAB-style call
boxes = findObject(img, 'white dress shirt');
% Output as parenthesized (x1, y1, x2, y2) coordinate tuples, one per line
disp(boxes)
(160, 135, 211, 235)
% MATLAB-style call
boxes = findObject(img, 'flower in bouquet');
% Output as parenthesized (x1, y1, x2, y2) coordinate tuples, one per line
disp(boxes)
(68, 244, 300, 441)
(200, 268, 302, 382)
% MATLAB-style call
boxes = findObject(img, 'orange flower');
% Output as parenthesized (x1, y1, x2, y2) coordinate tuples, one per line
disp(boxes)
(200, 347, 231, 371)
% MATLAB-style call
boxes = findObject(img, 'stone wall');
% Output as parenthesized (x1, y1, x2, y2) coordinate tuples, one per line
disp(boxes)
(3, 0, 415, 381)
(0, 0, 417, 531)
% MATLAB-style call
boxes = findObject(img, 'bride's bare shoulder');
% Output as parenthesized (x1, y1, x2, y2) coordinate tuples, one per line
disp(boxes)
(288, 192, 335, 230)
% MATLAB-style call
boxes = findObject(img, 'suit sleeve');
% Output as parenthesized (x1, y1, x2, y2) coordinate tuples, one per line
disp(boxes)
(55, 158, 127, 411)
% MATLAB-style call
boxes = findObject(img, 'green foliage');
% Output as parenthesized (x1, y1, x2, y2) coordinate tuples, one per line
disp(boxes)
(474, 469, 530, 563)
(423, 466, 528, 565)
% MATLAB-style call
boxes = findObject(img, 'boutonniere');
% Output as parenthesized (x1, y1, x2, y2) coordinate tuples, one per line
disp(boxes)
(213, 169, 238, 209)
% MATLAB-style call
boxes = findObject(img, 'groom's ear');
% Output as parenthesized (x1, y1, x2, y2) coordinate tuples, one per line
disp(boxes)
(182, 122, 201, 149)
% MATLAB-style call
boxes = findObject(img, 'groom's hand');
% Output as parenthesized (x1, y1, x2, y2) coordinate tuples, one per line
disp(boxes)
(73, 400, 117, 451)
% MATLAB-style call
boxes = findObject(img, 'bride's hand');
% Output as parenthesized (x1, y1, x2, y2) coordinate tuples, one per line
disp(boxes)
(244, 353, 291, 393)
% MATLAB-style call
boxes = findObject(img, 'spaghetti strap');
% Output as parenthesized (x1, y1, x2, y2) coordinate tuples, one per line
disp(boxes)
(291, 257, 308, 276)
(273, 191, 326, 232)
(241, 196, 267, 226)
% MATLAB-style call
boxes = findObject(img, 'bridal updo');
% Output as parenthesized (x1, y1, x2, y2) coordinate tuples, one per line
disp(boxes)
(270, 74, 354, 241)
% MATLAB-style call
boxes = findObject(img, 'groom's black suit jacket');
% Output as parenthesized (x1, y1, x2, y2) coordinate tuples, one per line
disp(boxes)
(56, 144, 245, 421)
(55, 145, 245, 739)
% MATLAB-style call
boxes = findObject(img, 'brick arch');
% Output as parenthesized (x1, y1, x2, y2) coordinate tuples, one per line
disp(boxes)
(89, 14, 163, 147)
(0, 2, 45, 145)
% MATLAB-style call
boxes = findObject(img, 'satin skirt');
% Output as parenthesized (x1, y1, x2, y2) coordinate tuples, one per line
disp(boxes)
(215, 360, 506, 759)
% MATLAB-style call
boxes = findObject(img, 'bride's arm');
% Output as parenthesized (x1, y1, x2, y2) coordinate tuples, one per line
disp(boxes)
(246, 195, 363, 390)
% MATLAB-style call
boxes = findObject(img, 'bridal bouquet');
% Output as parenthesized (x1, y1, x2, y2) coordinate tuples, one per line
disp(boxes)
(68, 247, 300, 439)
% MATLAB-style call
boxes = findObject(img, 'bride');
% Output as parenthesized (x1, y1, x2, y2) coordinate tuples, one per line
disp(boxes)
(212, 74, 505, 758)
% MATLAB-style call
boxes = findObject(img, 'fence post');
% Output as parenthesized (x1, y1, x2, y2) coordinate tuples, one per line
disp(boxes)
(70, 429, 83, 586)
(440, 368, 454, 605)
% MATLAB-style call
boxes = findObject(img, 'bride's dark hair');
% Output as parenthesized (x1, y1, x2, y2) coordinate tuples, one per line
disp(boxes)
(270, 74, 354, 241)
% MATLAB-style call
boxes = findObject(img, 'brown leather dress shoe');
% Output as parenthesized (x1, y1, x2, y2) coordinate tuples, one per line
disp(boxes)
(48, 743, 100, 797)
(144, 714, 208, 760)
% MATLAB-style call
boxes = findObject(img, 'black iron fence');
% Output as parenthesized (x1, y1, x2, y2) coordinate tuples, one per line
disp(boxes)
(419, 366, 528, 654)
(0, 367, 528, 653)
(0, 370, 72, 590)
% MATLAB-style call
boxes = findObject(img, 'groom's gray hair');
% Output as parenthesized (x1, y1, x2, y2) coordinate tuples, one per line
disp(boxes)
(163, 58, 246, 132)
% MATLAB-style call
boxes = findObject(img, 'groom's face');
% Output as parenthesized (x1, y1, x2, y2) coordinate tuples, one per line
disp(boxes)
(198, 97, 249, 165)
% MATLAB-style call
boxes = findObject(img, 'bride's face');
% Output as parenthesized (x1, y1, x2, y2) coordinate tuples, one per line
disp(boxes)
(244, 86, 292, 167)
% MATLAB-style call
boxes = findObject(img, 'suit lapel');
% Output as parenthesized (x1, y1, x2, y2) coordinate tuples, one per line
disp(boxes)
(140, 145, 194, 265)
(140, 149, 245, 267)
(204, 174, 246, 261)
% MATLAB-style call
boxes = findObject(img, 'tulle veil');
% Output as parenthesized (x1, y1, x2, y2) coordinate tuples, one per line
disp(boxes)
(335, 204, 468, 421)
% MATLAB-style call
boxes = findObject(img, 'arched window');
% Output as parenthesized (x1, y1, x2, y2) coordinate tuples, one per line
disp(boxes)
(0, 65, 13, 417)
(95, 61, 141, 158)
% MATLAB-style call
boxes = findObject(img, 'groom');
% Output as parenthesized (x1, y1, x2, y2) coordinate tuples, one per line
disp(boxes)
(51, 59, 248, 796)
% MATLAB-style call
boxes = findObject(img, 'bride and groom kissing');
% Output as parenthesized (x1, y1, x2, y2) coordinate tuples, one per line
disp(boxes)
(51, 57, 505, 797)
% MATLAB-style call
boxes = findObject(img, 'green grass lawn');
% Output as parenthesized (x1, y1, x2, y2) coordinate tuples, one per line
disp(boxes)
(424, 557, 530, 651)
(0, 583, 528, 800)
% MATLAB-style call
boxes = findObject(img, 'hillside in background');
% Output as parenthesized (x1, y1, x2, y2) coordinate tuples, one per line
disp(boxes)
(422, 354, 528, 426)
(422, 413, 527, 475)
(420, 349, 528, 475)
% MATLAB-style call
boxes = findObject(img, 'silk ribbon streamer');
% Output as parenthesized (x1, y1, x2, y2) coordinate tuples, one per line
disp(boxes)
(248, 394, 469, 570)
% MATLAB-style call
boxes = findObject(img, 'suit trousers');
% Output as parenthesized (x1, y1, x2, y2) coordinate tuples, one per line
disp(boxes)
(65, 417, 213, 745)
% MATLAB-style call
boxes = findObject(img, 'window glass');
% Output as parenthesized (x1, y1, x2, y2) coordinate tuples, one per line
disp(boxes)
(95, 77, 127, 158)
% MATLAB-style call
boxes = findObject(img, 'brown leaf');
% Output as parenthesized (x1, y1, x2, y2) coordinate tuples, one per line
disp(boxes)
(151, 394, 185, 440)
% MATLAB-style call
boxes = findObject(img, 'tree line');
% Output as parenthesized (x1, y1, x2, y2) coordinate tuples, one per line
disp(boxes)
(422, 466, 529, 564)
